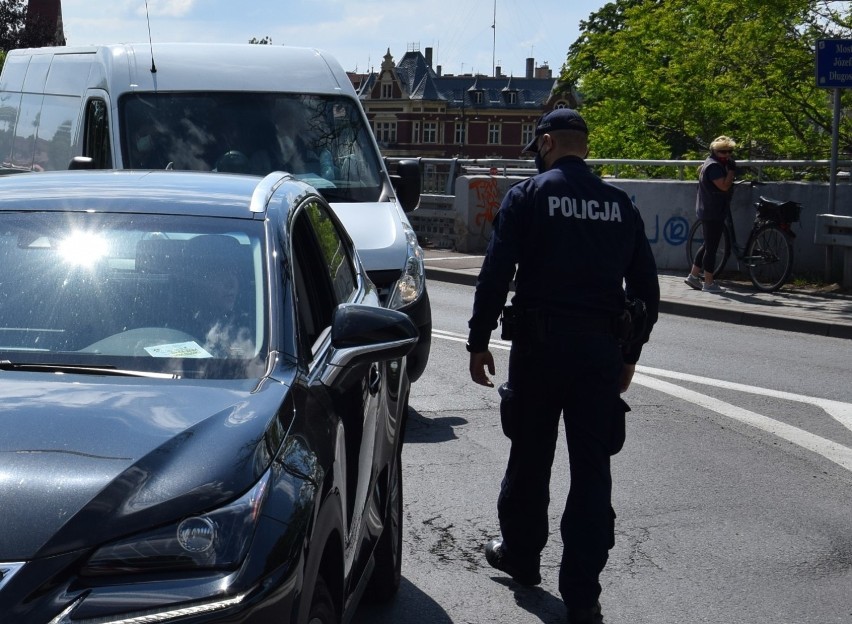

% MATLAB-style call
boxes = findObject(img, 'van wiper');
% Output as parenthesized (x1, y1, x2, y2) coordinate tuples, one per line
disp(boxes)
(0, 360, 178, 379)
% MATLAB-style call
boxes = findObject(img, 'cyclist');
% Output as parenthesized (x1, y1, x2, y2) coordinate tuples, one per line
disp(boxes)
(685, 136, 737, 293)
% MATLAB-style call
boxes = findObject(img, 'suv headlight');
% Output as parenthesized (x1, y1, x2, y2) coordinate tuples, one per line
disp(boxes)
(82, 472, 271, 576)
(387, 223, 425, 310)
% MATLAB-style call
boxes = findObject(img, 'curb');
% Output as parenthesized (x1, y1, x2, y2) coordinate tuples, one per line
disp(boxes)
(425, 267, 852, 340)
(426, 266, 478, 288)
(657, 300, 852, 340)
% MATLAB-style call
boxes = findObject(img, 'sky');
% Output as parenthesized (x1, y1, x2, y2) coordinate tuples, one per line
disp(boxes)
(59, 0, 610, 77)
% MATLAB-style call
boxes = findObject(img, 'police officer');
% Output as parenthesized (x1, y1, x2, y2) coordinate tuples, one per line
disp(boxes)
(467, 108, 659, 624)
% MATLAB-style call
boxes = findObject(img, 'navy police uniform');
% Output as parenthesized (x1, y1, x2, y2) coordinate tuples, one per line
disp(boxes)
(467, 111, 659, 614)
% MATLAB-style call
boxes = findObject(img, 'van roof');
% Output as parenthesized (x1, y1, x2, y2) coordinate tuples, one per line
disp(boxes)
(6, 43, 354, 97)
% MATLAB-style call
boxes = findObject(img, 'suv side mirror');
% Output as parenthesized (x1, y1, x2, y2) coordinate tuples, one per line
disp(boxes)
(318, 303, 419, 388)
(388, 159, 421, 213)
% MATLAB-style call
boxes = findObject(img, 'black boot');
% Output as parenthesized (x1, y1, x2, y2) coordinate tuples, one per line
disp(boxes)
(566, 601, 604, 624)
(484, 539, 541, 586)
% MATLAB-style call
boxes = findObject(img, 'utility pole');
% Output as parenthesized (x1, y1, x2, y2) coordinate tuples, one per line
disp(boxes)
(491, 0, 496, 77)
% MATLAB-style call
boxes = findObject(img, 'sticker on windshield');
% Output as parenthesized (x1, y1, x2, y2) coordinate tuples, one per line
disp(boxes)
(294, 174, 336, 188)
(144, 342, 213, 359)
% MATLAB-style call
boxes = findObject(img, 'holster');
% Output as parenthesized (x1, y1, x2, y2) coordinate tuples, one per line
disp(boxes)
(500, 305, 519, 341)
(617, 297, 647, 347)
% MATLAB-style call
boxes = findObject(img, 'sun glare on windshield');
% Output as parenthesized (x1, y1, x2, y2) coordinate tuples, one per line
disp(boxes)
(58, 231, 109, 268)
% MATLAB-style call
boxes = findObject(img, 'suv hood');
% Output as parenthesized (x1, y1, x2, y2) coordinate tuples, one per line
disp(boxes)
(0, 373, 290, 560)
(331, 201, 408, 271)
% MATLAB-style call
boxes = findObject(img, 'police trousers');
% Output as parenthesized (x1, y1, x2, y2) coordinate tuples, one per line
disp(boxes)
(498, 328, 627, 609)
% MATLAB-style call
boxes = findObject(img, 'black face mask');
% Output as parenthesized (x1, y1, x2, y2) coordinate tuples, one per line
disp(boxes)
(534, 144, 550, 173)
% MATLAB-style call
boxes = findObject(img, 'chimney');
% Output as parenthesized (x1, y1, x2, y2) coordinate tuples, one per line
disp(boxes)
(526, 58, 534, 79)
(495, 65, 502, 78)
(425, 47, 433, 68)
(535, 64, 552, 79)
(437, 64, 442, 76)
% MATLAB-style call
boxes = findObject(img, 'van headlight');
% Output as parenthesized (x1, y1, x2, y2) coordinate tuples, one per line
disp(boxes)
(387, 223, 425, 310)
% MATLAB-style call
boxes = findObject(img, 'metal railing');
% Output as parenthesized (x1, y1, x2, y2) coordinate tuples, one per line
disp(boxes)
(386, 157, 852, 197)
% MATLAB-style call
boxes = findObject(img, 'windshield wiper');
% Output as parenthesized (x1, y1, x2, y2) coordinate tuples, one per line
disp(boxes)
(0, 360, 179, 379)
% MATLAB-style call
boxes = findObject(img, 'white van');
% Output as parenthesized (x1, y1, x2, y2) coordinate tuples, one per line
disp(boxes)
(0, 43, 431, 381)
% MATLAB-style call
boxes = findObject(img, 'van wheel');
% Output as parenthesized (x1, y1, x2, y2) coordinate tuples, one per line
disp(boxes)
(363, 448, 403, 602)
(307, 575, 336, 624)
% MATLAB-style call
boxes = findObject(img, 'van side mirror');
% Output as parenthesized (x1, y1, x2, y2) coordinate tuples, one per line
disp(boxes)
(69, 156, 95, 170)
(388, 159, 421, 213)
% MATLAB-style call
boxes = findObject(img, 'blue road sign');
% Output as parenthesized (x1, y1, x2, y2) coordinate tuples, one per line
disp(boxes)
(816, 39, 852, 88)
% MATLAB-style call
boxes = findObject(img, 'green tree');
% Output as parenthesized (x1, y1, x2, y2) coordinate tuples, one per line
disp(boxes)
(0, 0, 64, 51)
(0, 0, 27, 51)
(562, 0, 852, 169)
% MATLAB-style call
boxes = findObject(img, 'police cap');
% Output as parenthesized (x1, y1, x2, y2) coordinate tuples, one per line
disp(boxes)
(523, 108, 589, 153)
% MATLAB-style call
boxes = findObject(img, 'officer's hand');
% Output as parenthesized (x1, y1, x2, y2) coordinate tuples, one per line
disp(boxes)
(469, 350, 496, 387)
(619, 363, 636, 393)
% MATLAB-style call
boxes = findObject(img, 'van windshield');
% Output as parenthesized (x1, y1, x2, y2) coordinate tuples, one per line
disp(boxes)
(120, 93, 384, 202)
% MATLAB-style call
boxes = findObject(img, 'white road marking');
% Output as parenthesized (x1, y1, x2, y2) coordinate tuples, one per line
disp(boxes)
(432, 329, 852, 472)
(432, 329, 512, 351)
(633, 373, 852, 473)
(638, 365, 852, 434)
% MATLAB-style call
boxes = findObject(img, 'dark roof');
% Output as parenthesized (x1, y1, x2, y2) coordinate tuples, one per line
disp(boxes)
(359, 50, 556, 110)
(395, 50, 439, 94)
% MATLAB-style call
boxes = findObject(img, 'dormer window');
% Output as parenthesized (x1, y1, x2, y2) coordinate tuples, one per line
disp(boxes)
(468, 78, 485, 105)
(381, 82, 393, 99)
(502, 77, 519, 105)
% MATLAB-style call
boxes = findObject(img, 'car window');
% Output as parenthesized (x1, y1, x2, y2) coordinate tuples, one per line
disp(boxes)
(291, 200, 357, 354)
(0, 212, 267, 379)
(303, 201, 357, 303)
(83, 98, 112, 169)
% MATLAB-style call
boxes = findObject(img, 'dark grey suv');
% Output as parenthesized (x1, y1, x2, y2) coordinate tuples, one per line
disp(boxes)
(0, 170, 416, 623)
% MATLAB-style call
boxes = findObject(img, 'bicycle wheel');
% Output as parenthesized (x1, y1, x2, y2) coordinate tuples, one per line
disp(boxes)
(744, 223, 793, 292)
(685, 220, 731, 277)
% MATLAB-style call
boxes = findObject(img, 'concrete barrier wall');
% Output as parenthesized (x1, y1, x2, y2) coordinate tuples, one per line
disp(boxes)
(434, 175, 852, 276)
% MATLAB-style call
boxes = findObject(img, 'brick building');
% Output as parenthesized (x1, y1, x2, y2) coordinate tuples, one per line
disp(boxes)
(352, 46, 572, 160)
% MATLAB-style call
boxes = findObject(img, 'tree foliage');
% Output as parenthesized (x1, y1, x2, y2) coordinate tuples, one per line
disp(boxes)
(0, 0, 27, 51)
(562, 0, 852, 165)
(0, 0, 64, 53)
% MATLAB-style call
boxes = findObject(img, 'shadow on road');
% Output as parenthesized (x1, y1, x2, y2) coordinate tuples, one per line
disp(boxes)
(404, 407, 468, 444)
(352, 576, 452, 623)
(496, 577, 569, 623)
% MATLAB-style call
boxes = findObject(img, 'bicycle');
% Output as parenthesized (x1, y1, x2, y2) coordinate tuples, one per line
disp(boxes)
(685, 189, 803, 293)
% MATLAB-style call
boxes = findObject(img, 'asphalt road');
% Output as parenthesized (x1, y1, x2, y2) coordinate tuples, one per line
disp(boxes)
(353, 280, 852, 624)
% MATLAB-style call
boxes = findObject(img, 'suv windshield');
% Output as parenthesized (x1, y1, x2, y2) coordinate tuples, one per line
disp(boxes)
(0, 212, 267, 379)
(120, 93, 383, 203)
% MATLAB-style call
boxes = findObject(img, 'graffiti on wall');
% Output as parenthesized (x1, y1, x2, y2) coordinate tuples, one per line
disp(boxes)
(470, 178, 502, 241)
(471, 178, 501, 227)
(647, 214, 690, 246)
(630, 195, 690, 246)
